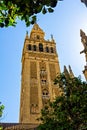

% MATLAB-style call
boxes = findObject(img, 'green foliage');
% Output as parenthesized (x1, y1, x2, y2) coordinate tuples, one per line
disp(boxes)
(38, 73, 87, 130)
(0, 102, 4, 129)
(0, 126, 3, 130)
(0, 0, 62, 27)
(0, 0, 86, 27)
(0, 102, 4, 118)
(81, 0, 87, 7)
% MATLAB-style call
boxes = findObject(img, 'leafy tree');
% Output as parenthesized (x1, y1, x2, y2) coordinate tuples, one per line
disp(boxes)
(81, 0, 87, 7)
(0, 102, 4, 119)
(0, 102, 4, 130)
(0, 0, 87, 28)
(38, 73, 87, 130)
(0, 0, 62, 27)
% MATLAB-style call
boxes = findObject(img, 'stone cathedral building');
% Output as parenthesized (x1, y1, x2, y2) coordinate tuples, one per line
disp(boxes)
(0, 24, 73, 129)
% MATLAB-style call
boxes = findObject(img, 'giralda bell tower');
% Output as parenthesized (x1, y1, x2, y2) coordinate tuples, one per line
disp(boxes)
(19, 24, 61, 124)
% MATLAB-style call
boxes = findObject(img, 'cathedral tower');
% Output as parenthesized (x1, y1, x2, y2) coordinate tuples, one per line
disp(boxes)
(19, 24, 61, 124)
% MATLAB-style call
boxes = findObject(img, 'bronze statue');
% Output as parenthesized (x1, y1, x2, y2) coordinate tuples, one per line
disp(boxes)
(80, 29, 87, 63)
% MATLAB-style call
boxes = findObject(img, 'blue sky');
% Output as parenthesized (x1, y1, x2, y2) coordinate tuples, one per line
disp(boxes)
(0, 0, 87, 123)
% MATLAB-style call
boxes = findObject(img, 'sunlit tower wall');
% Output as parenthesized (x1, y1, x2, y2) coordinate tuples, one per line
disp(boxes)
(19, 24, 61, 124)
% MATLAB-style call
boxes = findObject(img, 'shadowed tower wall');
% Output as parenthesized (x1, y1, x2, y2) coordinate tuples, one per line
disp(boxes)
(19, 24, 61, 124)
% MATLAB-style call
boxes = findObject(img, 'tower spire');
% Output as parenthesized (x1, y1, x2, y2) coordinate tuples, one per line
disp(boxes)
(68, 65, 74, 78)
(64, 65, 70, 78)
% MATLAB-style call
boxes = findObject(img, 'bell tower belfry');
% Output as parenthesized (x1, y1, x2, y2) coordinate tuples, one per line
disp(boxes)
(19, 24, 61, 124)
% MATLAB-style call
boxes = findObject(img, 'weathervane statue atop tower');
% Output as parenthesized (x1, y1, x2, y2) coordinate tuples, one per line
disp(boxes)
(80, 29, 87, 81)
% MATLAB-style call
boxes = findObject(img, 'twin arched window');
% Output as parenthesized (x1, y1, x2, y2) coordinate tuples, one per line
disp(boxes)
(42, 89, 49, 96)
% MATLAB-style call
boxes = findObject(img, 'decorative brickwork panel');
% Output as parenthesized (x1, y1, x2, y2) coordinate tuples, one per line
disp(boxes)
(30, 78, 38, 87)
(30, 87, 39, 114)
(30, 87, 38, 105)
(30, 62, 37, 78)
(49, 63, 56, 80)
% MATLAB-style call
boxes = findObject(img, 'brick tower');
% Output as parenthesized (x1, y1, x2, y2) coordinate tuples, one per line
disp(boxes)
(19, 24, 61, 124)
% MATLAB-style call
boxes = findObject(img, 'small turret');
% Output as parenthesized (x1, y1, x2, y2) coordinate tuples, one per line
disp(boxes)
(68, 65, 74, 78)
(64, 65, 70, 78)
(64, 65, 74, 78)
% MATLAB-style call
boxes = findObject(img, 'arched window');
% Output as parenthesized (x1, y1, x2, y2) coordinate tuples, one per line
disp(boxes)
(41, 79, 46, 84)
(33, 45, 37, 51)
(39, 43, 43, 52)
(42, 89, 49, 96)
(46, 47, 49, 53)
(50, 47, 54, 53)
(27, 44, 31, 50)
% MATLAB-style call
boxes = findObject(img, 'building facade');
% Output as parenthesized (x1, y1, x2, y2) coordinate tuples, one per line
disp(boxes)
(19, 24, 61, 124)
